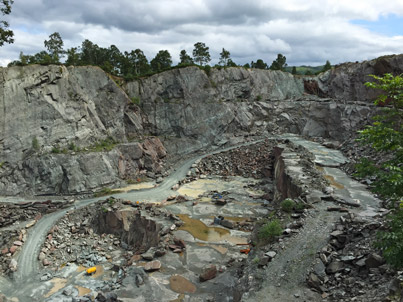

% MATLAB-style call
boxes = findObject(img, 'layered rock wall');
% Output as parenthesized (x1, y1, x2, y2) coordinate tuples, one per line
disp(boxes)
(1, 54, 402, 196)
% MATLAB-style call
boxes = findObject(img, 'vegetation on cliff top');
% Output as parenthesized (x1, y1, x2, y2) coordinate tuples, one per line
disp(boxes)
(7, 32, 332, 79)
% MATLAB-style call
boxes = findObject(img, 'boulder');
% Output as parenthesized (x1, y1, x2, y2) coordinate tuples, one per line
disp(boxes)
(365, 253, 385, 269)
(144, 260, 161, 272)
(326, 261, 344, 274)
(199, 265, 217, 282)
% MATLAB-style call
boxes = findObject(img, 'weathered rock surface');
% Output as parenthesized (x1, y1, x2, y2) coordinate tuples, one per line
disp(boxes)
(1, 54, 403, 195)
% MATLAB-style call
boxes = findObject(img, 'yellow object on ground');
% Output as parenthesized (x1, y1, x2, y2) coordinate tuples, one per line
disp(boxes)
(86, 267, 96, 275)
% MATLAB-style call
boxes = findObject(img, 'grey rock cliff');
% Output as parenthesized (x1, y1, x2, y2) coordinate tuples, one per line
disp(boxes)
(1, 54, 402, 196)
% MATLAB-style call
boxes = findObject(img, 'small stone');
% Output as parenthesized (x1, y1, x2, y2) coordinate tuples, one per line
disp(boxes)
(1, 248, 8, 255)
(173, 238, 186, 249)
(326, 261, 344, 274)
(265, 251, 277, 259)
(42, 259, 50, 266)
(13, 241, 23, 246)
(9, 259, 18, 272)
(9, 246, 18, 254)
(365, 253, 385, 268)
(199, 265, 217, 282)
(144, 260, 161, 272)
(220, 219, 235, 229)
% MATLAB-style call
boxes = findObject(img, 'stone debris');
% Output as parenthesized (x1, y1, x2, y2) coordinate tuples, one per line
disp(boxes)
(307, 213, 398, 302)
(199, 265, 217, 282)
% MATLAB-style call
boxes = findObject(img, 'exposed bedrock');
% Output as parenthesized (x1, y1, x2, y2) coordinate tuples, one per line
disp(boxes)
(1, 54, 402, 195)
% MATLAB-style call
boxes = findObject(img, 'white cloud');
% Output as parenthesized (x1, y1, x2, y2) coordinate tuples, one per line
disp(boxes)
(0, 0, 402, 67)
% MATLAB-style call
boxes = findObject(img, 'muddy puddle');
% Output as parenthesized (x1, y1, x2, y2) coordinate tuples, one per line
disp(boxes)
(119, 182, 155, 192)
(45, 278, 68, 297)
(169, 275, 197, 294)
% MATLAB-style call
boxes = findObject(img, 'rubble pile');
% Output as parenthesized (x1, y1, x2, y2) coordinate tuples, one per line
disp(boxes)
(39, 198, 183, 271)
(307, 211, 402, 302)
(0, 200, 73, 227)
(196, 140, 275, 179)
(0, 228, 27, 275)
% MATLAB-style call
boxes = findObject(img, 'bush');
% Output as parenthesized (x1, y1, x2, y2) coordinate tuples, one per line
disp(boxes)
(281, 199, 295, 213)
(32, 137, 40, 151)
(258, 219, 282, 241)
(204, 65, 211, 76)
(355, 73, 403, 268)
(375, 208, 403, 268)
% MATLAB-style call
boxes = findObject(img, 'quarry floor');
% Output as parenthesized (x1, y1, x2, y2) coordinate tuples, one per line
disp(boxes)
(0, 134, 383, 302)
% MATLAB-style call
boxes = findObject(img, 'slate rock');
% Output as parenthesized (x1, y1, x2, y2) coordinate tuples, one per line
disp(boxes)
(199, 265, 217, 282)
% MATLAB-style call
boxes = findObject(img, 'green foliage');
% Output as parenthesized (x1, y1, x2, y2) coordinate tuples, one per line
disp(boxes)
(179, 49, 194, 65)
(131, 96, 141, 105)
(44, 32, 64, 63)
(218, 48, 231, 66)
(322, 60, 332, 72)
(355, 73, 403, 199)
(193, 42, 211, 66)
(204, 65, 211, 77)
(355, 73, 403, 269)
(90, 137, 117, 152)
(150, 50, 172, 72)
(251, 59, 267, 70)
(0, 0, 14, 47)
(258, 219, 282, 241)
(94, 187, 122, 197)
(0, 161, 4, 168)
(375, 208, 403, 268)
(291, 66, 297, 75)
(270, 54, 287, 71)
(281, 198, 295, 213)
(32, 137, 39, 151)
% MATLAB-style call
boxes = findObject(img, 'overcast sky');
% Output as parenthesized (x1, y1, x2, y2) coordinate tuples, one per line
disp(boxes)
(1, 0, 403, 67)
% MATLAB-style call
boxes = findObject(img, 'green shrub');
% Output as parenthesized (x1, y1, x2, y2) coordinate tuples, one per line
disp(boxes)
(51, 146, 61, 154)
(204, 65, 211, 76)
(258, 219, 282, 241)
(375, 207, 403, 268)
(94, 187, 122, 197)
(281, 199, 295, 213)
(131, 96, 141, 105)
(32, 137, 40, 151)
(0, 162, 4, 169)
(90, 137, 117, 152)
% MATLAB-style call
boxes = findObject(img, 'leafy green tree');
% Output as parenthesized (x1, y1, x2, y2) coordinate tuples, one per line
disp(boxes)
(44, 32, 65, 63)
(150, 50, 172, 72)
(291, 66, 297, 75)
(0, 0, 14, 46)
(179, 49, 193, 65)
(192, 42, 210, 66)
(65, 47, 80, 66)
(29, 51, 53, 65)
(218, 48, 230, 66)
(269, 54, 287, 71)
(226, 59, 237, 67)
(251, 59, 267, 69)
(122, 49, 150, 77)
(355, 73, 402, 198)
(322, 60, 331, 72)
(354, 73, 403, 268)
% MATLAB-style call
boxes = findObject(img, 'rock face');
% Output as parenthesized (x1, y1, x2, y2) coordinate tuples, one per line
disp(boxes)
(1, 54, 402, 195)
(0, 65, 166, 195)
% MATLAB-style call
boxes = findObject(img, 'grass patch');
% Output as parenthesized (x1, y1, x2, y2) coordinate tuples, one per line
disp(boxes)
(281, 198, 295, 213)
(131, 96, 140, 105)
(0, 162, 4, 169)
(32, 137, 40, 151)
(258, 219, 282, 241)
(89, 137, 117, 152)
(94, 187, 123, 198)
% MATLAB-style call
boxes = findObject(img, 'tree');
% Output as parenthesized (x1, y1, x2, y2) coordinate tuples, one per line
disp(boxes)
(122, 49, 150, 77)
(65, 47, 80, 66)
(0, 0, 14, 47)
(218, 48, 230, 66)
(150, 50, 172, 72)
(251, 59, 267, 69)
(291, 66, 297, 75)
(322, 60, 331, 72)
(355, 73, 403, 198)
(44, 32, 64, 63)
(270, 54, 287, 71)
(192, 42, 210, 66)
(355, 74, 403, 268)
(179, 49, 193, 65)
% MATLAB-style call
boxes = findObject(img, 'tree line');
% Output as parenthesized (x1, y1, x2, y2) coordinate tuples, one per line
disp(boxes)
(8, 32, 332, 78)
